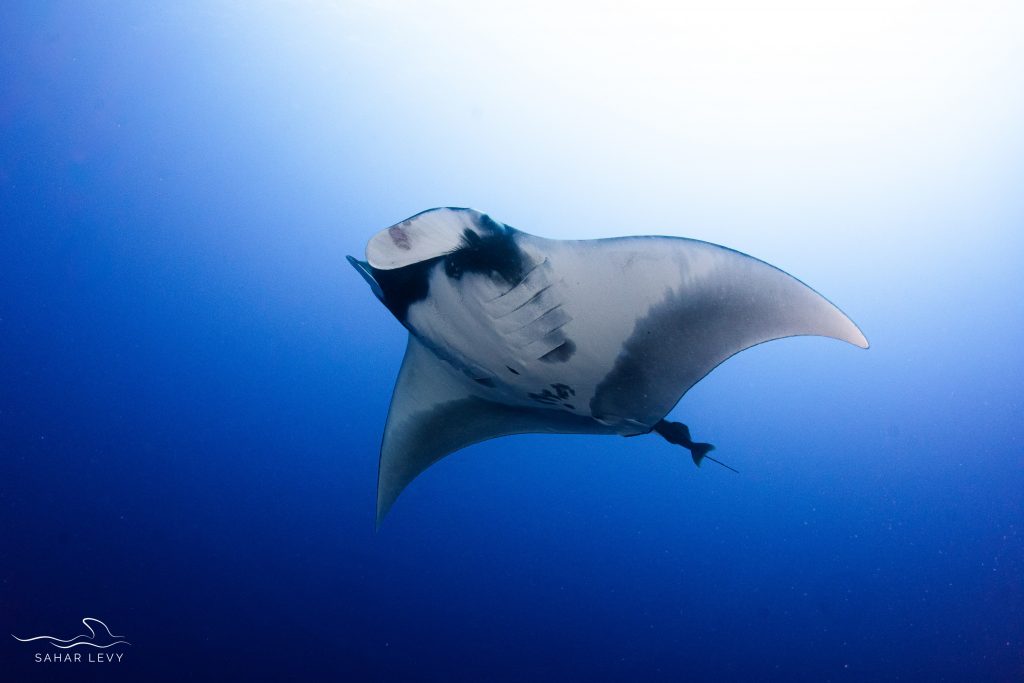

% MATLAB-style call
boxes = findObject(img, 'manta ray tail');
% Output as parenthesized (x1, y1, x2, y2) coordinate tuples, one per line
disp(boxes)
(687, 441, 716, 468)
(653, 420, 736, 473)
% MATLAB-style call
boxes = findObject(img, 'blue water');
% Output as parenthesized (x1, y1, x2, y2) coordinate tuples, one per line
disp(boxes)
(2, 3, 1022, 681)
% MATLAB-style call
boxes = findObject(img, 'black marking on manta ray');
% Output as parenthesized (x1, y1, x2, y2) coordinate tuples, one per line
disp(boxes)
(528, 383, 577, 405)
(369, 257, 438, 322)
(505, 366, 520, 375)
(443, 221, 526, 285)
(539, 339, 576, 363)
(528, 389, 560, 405)
(473, 377, 496, 388)
(477, 213, 503, 234)
(591, 288, 688, 427)
(590, 285, 732, 428)
(551, 383, 575, 399)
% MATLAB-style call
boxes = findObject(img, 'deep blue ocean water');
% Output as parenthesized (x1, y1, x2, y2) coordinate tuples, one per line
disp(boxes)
(2, 3, 1022, 681)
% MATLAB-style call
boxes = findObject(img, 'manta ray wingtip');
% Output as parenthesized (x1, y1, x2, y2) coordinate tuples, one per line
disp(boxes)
(832, 308, 869, 349)
(849, 324, 870, 350)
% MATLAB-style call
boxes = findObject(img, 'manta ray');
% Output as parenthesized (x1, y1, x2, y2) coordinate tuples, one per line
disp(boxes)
(348, 208, 867, 526)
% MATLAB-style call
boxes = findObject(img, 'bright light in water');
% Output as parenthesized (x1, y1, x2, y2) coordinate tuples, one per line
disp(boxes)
(200, 0, 1023, 293)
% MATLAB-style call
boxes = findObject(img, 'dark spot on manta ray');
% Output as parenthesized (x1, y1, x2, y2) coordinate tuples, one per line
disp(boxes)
(563, 403, 575, 410)
(388, 225, 412, 250)
(473, 377, 496, 387)
(478, 213, 503, 233)
(591, 289, 691, 426)
(444, 222, 526, 285)
(528, 389, 560, 405)
(550, 383, 575, 399)
(591, 284, 749, 427)
(539, 339, 576, 363)
(505, 365, 520, 375)
(528, 384, 576, 406)
(369, 257, 437, 322)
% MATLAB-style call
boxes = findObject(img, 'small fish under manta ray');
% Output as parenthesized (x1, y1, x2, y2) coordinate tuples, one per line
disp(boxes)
(348, 208, 868, 527)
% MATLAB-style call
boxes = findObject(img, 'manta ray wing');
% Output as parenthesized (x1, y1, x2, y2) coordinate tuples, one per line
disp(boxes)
(377, 334, 614, 526)
(551, 235, 869, 429)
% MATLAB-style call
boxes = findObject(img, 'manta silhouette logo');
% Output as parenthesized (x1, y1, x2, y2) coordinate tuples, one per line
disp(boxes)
(12, 617, 129, 663)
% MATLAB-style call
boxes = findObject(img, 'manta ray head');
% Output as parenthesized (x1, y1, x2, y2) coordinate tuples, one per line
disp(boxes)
(347, 207, 527, 323)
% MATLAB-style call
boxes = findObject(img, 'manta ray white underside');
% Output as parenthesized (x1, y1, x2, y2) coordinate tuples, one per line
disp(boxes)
(349, 208, 867, 526)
